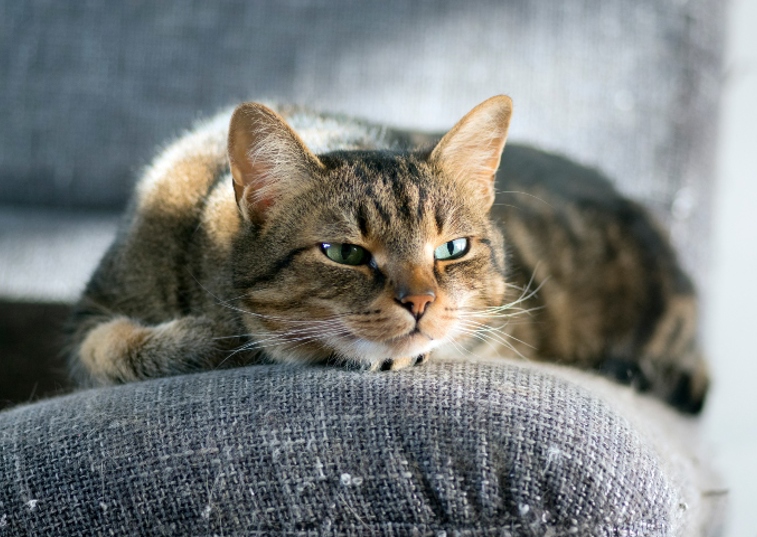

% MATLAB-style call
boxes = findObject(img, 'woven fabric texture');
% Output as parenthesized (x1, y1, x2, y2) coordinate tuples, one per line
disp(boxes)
(0, 361, 720, 536)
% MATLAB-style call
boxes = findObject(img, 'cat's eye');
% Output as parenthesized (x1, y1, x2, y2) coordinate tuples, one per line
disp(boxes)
(434, 238, 469, 261)
(321, 242, 370, 266)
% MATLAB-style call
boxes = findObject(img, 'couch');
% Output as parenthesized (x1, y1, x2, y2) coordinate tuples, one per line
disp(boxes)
(0, 1, 727, 534)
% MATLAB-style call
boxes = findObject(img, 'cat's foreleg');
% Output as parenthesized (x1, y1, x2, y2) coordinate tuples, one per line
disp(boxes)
(76, 315, 238, 385)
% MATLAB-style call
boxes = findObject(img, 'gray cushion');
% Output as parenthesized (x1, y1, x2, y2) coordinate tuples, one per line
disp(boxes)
(0, 361, 724, 536)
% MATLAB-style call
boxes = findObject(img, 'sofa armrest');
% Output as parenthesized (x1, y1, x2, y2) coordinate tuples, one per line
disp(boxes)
(0, 361, 724, 536)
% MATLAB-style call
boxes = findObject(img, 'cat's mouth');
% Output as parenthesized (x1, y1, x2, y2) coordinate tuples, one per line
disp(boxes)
(380, 327, 436, 357)
(389, 325, 432, 343)
(407, 326, 428, 338)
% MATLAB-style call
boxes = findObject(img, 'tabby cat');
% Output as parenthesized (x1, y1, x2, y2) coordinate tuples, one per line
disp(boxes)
(68, 96, 709, 413)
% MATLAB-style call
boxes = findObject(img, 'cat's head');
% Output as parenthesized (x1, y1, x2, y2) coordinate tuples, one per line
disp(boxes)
(228, 96, 512, 369)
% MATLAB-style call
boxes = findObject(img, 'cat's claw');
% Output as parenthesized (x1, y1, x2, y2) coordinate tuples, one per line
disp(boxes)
(379, 359, 394, 371)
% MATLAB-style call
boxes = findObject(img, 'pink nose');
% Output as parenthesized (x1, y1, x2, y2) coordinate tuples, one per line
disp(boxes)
(399, 293, 435, 318)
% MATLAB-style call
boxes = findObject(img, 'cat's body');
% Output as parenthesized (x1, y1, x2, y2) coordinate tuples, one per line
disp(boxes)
(68, 97, 708, 413)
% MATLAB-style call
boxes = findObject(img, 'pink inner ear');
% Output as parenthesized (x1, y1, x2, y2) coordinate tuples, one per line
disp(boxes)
(428, 96, 512, 208)
(233, 169, 278, 224)
(228, 102, 325, 224)
(245, 181, 276, 212)
(227, 104, 294, 223)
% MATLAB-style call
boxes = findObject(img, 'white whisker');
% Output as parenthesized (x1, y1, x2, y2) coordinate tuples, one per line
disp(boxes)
(493, 189, 554, 210)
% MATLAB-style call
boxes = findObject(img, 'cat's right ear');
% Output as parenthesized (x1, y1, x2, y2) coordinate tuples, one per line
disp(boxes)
(429, 95, 513, 210)
(228, 103, 323, 225)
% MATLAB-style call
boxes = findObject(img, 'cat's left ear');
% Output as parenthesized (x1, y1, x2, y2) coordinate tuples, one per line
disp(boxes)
(228, 103, 324, 225)
(429, 95, 513, 209)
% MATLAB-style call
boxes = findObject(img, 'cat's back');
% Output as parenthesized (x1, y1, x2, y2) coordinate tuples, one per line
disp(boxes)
(492, 144, 689, 291)
(492, 145, 699, 384)
(75, 112, 234, 326)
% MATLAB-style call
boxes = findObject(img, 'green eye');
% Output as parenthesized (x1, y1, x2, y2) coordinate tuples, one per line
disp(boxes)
(321, 243, 370, 266)
(434, 238, 469, 261)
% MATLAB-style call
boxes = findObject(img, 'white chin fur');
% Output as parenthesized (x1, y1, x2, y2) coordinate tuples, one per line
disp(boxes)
(257, 327, 460, 369)
(328, 336, 447, 369)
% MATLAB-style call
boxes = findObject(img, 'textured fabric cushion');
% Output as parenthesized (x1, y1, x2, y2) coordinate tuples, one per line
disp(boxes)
(0, 361, 723, 536)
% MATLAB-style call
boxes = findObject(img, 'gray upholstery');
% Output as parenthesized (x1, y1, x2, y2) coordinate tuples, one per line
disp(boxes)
(0, 361, 724, 536)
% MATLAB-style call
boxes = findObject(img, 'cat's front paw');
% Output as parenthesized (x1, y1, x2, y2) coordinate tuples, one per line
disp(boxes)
(374, 354, 428, 371)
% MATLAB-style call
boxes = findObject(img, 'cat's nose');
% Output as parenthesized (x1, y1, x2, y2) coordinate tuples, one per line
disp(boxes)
(398, 293, 436, 319)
